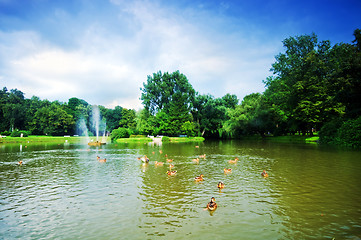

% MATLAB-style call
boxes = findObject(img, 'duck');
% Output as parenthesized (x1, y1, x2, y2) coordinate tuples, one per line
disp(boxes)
(139, 155, 149, 163)
(228, 157, 239, 164)
(18, 161, 23, 166)
(194, 174, 204, 181)
(166, 158, 173, 163)
(195, 145, 199, 148)
(224, 168, 232, 173)
(154, 161, 164, 166)
(206, 197, 217, 211)
(98, 158, 106, 163)
(217, 181, 225, 189)
(261, 170, 269, 178)
(192, 158, 200, 163)
(199, 154, 206, 159)
(167, 170, 177, 176)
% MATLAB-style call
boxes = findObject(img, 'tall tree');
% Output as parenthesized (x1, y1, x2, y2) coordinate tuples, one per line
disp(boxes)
(140, 71, 195, 115)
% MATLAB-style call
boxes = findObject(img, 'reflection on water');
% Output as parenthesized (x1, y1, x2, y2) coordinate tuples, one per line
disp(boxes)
(1, 141, 361, 239)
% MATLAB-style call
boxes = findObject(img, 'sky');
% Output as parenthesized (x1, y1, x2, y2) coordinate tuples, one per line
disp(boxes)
(0, 0, 360, 110)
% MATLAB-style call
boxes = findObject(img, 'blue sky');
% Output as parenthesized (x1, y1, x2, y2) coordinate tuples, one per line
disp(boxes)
(1, 0, 360, 109)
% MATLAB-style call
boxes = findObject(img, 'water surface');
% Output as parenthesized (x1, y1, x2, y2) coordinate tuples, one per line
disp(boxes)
(1, 140, 361, 239)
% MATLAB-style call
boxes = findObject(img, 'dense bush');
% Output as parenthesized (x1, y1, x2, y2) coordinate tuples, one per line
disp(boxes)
(319, 116, 361, 148)
(319, 118, 343, 144)
(338, 117, 361, 148)
(10, 130, 30, 137)
(0, 131, 11, 136)
(110, 127, 131, 141)
(161, 136, 170, 142)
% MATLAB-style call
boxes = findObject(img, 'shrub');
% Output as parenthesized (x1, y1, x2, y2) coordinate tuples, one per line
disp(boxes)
(320, 116, 361, 148)
(338, 116, 361, 148)
(10, 130, 30, 137)
(161, 136, 170, 142)
(1, 131, 11, 136)
(110, 127, 131, 141)
(319, 118, 342, 144)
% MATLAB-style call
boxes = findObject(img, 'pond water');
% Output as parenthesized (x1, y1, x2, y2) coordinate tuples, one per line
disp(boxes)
(1, 140, 361, 239)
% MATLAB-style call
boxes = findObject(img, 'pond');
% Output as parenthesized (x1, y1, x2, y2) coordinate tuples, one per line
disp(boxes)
(1, 140, 361, 239)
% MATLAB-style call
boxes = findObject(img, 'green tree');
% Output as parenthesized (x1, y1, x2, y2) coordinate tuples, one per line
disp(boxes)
(265, 33, 346, 134)
(29, 102, 75, 135)
(224, 93, 273, 137)
(192, 94, 227, 137)
(104, 106, 123, 132)
(2, 89, 26, 131)
(140, 70, 195, 115)
(119, 108, 136, 130)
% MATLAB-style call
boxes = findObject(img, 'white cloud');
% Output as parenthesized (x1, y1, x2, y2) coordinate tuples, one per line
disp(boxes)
(0, 0, 282, 109)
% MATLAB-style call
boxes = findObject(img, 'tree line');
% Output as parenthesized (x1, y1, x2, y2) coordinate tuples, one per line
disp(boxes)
(1, 29, 360, 146)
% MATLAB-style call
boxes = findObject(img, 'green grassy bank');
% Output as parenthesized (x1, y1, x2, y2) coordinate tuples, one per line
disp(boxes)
(0, 136, 106, 144)
(115, 136, 205, 143)
(239, 134, 319, 144)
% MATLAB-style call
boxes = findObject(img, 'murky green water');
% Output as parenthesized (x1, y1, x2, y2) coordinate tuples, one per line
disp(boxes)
(1, 140, 361, 239)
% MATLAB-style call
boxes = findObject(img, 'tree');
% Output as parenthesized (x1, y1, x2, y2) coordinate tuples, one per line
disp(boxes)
(224, 93, 273, 137)
(29, 102, 75, 135)
(140, 70, 196, 136)
(104, 106, 123, 132)
(265, 33, 346, 134)
(2, 88, 26, 131)
(140, 71, 195, 115)
(192, 94, 227, 137)
(119, 108, 136, 130)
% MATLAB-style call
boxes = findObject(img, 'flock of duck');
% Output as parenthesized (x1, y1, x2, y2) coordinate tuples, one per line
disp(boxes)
(134, 147, 269, 212)
(17, 145, 269, 211)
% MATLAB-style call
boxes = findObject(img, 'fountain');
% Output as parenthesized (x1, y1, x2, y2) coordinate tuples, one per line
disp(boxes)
(88, 105, 107, 146)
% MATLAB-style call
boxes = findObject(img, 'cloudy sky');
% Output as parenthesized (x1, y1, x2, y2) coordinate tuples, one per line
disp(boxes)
(1, 0, 360, 109)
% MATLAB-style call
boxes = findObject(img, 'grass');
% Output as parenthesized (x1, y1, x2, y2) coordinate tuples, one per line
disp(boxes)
(114, 136, 205, 143)
(0, 136, 107, 144)
(115, 137, 153, 143)
(239, 133, 319, 144)
(167, 137, 205, 143)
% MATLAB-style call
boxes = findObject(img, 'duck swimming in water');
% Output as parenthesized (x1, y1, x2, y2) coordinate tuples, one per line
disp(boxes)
(228, 157, 239, 164)
(194, 174, 204, 181)
(192, 158, 200, 164)
(154, 161, 164, 166)
(261, 170, 269, 178)
(139, 155, 149, 163)
(18, 161, 23, 166)
(205, 197, 217, 211)
(217, 181, 225, 189)
(98, 158, 106, 163)
(167, 170, 177, 176)
(224, 168, 232, 173)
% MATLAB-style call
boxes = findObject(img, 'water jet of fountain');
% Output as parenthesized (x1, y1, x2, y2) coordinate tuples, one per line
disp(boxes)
(77, 118, 90, 145)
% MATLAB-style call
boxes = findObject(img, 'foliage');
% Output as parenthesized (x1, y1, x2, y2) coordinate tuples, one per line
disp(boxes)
(192, 94, 227, 138)
(10, 130, 30, 137)
(224, 93, 274, 137)
(161, 136, 170, 142)
(119, 108, 137, 130)
(28, 102, 75, 136)
(1, 131, 11, 136)
(320, 116, 361, 147)
(140, 70, 195, 115)
(110, 127, 131, 141)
